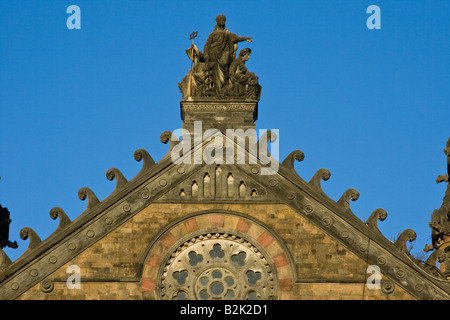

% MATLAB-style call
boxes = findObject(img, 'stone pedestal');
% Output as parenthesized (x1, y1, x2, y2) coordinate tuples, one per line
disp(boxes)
(180, 100, 258, 134)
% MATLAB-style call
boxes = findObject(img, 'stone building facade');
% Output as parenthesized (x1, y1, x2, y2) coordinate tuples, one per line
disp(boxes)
(1, 15, 449, 300)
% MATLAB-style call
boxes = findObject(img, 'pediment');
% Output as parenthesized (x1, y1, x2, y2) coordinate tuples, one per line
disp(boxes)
(1, 129, 450, 300)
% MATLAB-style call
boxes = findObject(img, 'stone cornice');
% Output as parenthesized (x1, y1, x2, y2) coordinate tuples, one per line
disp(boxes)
(180, 100, 258, 121)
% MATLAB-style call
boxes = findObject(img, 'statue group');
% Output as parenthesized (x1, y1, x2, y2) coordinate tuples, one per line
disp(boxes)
(179, 15, 261, 101)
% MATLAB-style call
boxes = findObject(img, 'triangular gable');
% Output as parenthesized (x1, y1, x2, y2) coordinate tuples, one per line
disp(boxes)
(1, 130, 449, 300)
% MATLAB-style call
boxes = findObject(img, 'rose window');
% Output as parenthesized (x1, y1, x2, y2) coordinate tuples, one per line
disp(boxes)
(157, 232, 277, 300)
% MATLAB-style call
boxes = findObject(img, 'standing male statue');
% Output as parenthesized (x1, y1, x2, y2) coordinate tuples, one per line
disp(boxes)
(203, 14, 253, 95)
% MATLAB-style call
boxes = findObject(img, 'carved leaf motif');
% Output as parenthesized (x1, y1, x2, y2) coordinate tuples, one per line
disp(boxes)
(106, 168, 128, 192)
(308, 168, 331, 194)
(49, 207, 71, 234)
(283, 150, 305, 164)
(78, 187, 100, 211)
(134, 148, 155, 176)
(281, 150, 305, 172)
(394, 229, 417, 255)
(159, 131, 181, 163)
(337, 188, 359, 210)
(366, 208, 387, 232)
(19, 227, 42, 255)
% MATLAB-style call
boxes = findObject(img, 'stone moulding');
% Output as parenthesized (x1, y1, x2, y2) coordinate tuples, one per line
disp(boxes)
(180, 100, 258, 122)
(182, 103, 257, 112)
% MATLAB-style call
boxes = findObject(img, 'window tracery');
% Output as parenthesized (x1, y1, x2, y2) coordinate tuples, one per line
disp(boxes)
(157, 232, 277, 300)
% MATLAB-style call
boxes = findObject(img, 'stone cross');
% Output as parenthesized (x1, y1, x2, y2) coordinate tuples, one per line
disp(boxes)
(190, 31, 198, 45)
(187, 31, 198, 99)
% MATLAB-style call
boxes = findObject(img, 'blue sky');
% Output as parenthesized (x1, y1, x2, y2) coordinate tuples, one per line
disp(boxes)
(0, 1, 449, 263)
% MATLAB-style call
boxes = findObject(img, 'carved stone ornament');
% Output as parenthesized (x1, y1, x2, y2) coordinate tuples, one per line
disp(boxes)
(429, 137, 450, 249)
(381, 279, 395, 294)
(427, 137, 450, 277)
(178, 15, 261, 101)
(157, 232, 277, 300)
(40, 279, 54, 293)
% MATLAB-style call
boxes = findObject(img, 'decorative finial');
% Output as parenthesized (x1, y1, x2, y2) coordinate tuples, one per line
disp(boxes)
(189, 31, 198, 45)
(427, 137, 450, 277)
